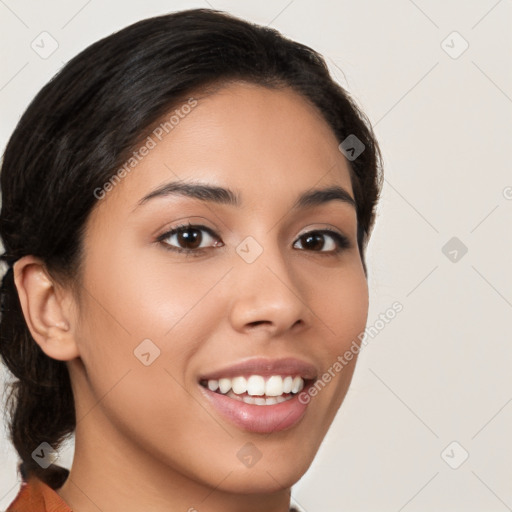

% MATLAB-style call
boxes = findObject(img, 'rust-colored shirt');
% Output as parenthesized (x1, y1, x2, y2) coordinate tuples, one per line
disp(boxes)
(6, 475, 72, 512)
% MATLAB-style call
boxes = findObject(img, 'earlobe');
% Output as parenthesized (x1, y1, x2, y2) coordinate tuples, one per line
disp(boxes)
(13, 255, 80, 361)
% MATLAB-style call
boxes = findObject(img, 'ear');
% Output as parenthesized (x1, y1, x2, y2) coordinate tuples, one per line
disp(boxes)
(13, 255, 80, 361)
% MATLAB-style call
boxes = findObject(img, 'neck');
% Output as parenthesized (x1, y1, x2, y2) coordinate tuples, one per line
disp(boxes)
(56, 416, 293, 512)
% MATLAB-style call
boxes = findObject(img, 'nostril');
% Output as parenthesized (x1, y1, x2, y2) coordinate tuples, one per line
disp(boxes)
(247, 321, 269, 328)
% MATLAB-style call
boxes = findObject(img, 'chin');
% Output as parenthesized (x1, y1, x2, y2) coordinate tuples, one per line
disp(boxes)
(221, 462, 311, 494)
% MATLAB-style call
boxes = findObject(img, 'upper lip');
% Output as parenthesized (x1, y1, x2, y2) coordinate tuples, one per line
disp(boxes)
(198, 357, 318, 382)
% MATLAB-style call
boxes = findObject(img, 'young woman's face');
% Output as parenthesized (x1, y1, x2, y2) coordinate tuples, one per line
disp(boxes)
(69, 82, 369, 494)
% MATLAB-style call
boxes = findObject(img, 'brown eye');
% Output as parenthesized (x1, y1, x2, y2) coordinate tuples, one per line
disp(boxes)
(159, 223, 223, 254)
(293, 230, 350, 253)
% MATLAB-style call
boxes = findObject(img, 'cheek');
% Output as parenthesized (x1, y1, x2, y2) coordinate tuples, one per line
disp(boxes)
(304, 266, 369, 410)
(316, 264, 369, 352)
(81, 241, 232, 341)
(73, 251, 231, 410)
(72, 277, 221, 461)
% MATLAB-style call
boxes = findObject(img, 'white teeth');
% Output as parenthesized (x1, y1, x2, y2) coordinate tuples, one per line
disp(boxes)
(204, 374, 306, 401)
(218, 378, 231, 394)
(207, 379, 219, 392)
(247, 375, 265, 396)
(231, 376, 247, 394)
(283, 376, 293, 393)
(291, 376, 304, 393)
(265, 375, 284, 396)
(225, 390, 294, 406)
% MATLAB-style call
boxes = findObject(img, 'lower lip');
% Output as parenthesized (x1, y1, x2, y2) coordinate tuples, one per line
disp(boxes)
(199, 385, 311, 434)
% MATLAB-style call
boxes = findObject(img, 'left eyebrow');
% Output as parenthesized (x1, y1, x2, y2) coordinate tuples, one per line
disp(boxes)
(293, 185, 356, 211)
(133, 180, 356, 211)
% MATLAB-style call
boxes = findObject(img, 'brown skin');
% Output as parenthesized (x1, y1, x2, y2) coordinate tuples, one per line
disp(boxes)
(14, 82, 369, 512)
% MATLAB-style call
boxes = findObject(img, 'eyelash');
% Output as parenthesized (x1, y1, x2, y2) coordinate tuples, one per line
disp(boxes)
(156, 222, 352, 257)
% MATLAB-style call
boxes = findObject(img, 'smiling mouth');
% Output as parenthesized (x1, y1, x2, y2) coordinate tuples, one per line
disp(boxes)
(199, 374, 313, 406)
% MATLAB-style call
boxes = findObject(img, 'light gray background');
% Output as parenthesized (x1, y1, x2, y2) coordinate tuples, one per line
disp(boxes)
(1, 1, 511, 511)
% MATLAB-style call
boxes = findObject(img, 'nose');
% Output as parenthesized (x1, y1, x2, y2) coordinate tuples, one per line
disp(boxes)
(227, 239, 312, 338)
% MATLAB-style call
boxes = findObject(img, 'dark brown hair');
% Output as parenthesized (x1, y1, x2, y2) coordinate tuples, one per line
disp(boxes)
(0, 8, 383, 487)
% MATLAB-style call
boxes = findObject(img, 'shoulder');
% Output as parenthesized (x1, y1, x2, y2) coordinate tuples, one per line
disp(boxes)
(6, 473, 72, 512)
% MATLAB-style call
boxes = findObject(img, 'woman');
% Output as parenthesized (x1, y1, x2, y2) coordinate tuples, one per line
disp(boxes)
(1, 8, 383, 512)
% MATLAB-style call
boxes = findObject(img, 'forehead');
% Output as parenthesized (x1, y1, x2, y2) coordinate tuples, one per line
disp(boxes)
(92, 82, 354, 218)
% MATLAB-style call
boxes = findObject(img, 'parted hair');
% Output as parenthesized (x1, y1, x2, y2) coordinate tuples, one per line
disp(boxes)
(0, 8, 383, 487)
